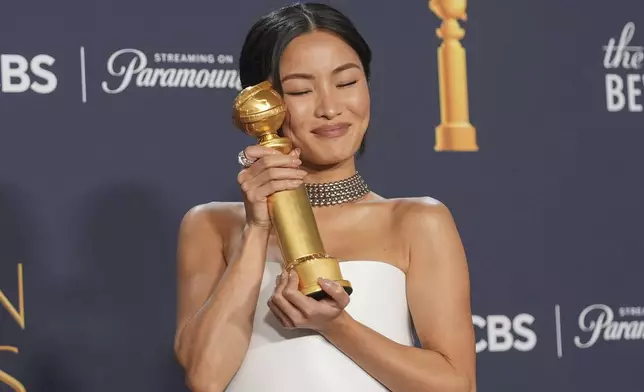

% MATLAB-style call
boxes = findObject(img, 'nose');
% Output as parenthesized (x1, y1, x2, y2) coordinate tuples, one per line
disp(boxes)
(314, 86, 342, 119)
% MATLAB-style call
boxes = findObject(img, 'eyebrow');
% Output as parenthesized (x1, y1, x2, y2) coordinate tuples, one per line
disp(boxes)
(280, 62, 361, 83)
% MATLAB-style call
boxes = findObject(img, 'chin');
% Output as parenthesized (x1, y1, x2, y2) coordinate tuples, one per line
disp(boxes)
(304, 149, 356, 167)
(301, 136, 362, 164)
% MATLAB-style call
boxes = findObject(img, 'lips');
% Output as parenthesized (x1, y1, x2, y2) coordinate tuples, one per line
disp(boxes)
(311, 123, 350, 138)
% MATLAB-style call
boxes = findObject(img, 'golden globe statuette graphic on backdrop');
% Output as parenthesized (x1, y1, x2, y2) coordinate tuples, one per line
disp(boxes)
(430, 0, 478, 151)
(232, 81, 353, 299)
(0, 263, 27, 392)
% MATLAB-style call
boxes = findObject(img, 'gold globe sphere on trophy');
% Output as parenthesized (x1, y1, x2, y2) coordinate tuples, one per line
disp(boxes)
(232, 81, 353, 299)
(430, 0, 478, 152)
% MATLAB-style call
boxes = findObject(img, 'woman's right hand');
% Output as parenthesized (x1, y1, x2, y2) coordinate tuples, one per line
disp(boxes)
(237, 146, 306, 228)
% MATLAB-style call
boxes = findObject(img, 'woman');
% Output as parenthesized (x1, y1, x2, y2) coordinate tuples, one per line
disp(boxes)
(173, 3, 476, 391)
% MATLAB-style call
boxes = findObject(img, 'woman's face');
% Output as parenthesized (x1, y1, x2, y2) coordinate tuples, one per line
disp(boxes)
(278, 30, 370, 167)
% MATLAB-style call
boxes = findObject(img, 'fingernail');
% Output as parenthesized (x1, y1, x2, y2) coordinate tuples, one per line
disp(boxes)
(320, 278, 332, 287)
(298, 170, 307, 176)
(293, 158, 302, 165)
(289, 270, 296, 278)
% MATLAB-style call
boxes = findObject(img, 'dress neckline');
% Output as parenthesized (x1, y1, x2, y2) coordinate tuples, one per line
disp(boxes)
(337, 260, 406, 276)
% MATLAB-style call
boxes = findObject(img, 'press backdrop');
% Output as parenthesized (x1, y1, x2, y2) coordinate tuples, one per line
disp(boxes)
(1, 0, 643, 391)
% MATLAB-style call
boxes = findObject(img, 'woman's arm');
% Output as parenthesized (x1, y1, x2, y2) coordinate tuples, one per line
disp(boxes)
(320, 200, 476, 392)
(174, 205, 270, 392)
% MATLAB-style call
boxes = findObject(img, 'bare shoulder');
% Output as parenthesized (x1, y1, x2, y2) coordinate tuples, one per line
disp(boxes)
(389, 196, 455, 232)
(385, 196, 463, 270)
(178, 201, 247, 253)
(358, 195, 457, 244)
(180, 201, 246, 229)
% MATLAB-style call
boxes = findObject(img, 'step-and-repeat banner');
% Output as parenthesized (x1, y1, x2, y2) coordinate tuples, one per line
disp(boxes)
(1, 0, 642, 391)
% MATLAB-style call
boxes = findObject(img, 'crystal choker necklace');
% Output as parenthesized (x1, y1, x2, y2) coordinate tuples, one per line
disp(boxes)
(304, 172, 370, 207)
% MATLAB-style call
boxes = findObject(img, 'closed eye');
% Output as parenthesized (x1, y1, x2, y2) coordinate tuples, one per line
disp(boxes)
(285, 90, 311, 96)
(338, 80, 357, 88)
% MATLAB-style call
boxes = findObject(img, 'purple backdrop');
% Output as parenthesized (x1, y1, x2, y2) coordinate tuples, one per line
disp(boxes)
(1, 0, 643, 391)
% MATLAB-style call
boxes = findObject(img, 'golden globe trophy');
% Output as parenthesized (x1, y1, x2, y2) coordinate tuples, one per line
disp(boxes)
(430, 0, 478, 151)
(232, 81, 352, 299)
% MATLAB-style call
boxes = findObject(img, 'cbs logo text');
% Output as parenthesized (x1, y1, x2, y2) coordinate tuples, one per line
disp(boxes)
(0, 54, 57, 94)
(473, 313, 537, 353)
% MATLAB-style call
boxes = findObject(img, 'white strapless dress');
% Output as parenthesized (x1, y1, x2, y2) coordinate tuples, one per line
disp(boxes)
(225, 260, 415, 391)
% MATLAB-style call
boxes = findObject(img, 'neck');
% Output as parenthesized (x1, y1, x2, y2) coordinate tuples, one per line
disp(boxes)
(302, 158, 357, 183)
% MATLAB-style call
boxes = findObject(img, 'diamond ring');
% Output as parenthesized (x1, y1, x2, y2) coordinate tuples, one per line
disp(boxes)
(238, 150, 255, 168)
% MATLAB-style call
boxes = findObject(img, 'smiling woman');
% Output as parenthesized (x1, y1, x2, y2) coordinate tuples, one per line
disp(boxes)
(277, 30, 370, 167)
(173, 3, 476, 392)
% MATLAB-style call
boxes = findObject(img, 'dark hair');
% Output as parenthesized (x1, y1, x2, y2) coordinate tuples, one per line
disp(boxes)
(238, 2, 372, 155)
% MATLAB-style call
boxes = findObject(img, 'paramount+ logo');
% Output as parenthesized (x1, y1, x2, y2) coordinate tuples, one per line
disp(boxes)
(0, 54, 57, 94)
(472, 313, 537, 353)
(574, 304, 644, 349)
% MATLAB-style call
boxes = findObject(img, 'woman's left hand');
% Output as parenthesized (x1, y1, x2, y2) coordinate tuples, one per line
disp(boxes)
(268, 270, 350, 332)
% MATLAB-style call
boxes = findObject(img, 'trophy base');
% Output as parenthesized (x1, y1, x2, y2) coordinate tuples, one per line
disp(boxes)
(301, 280, 353, 301)
(288, 255, 353, 300)
(435, 123, 478, 152)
